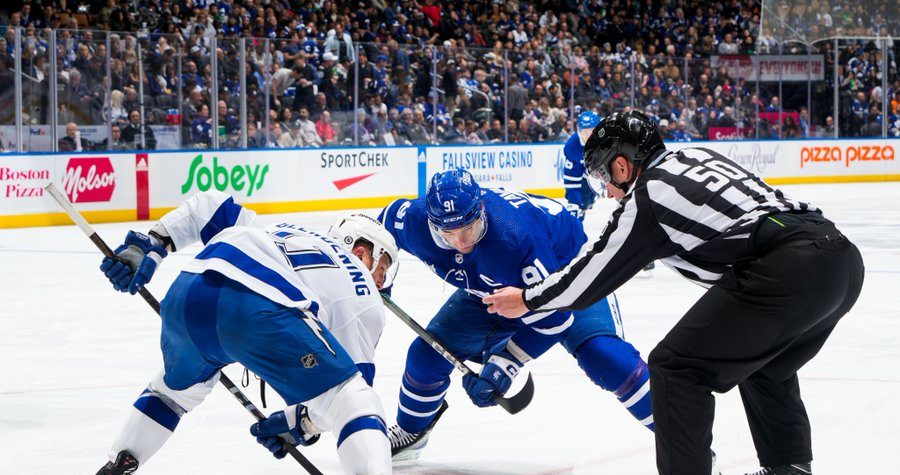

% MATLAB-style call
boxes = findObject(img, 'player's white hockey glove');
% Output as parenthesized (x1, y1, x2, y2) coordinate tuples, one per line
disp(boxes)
(463, 343, 523, 408)
(250, 405, 321, 459)
(99, 231, 168, 294)
(565, 202, 585, 220)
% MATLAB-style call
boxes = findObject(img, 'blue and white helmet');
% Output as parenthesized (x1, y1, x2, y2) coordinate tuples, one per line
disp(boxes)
(577, 110, 601, 131)
(425, 169, 483, 231)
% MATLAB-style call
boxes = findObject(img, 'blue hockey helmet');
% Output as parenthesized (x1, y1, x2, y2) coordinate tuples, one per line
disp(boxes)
(577, 111, 601, 130)
(425, 169, 483, 231)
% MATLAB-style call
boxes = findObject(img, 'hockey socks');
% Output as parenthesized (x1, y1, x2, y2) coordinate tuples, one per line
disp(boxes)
(396, 372, 451, 434)
(107, 371, 218, 464)
(576, 335, 654, 431)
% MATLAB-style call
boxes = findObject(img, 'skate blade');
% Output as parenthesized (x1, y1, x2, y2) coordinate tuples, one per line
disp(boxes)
(391, 450, 424, 463)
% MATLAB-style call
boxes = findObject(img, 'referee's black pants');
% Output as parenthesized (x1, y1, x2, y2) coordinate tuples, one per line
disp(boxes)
(649, 219, 865, 475)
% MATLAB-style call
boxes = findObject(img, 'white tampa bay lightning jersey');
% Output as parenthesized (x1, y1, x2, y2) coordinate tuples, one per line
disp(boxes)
(159, 191, 385, 382)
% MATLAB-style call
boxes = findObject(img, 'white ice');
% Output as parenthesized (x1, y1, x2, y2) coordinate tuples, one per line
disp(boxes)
(1, 182, 898, 474)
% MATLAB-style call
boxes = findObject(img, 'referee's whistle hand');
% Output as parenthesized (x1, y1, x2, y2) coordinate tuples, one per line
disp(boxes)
(483, 287, 528, 319)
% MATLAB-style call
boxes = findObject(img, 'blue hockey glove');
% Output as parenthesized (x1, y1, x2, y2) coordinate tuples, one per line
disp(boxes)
(99, 231, 167, 294)
(250, 405, 320, 459)
(462, 344, 524, 408)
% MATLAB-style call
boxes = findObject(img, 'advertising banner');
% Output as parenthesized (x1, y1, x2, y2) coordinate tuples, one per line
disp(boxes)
(0, 124, 180, 152)
(1, 141, 897, 228)
(149, 146, 419, 212)
(669, 139, 898, 181)
(711, 55, 825, 82)
(0, 152, 135, 226)
(708, 127, 756, 141)
(425, 143, 566, 195)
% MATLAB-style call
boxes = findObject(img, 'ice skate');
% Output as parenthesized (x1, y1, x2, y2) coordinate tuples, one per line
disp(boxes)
(388, 400, 449, 461)
(96, 450, 139, 475)
(745, 463, 812, 475)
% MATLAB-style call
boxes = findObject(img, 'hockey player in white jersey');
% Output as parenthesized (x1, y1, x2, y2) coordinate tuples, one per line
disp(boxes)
(95, 191, 398, 474)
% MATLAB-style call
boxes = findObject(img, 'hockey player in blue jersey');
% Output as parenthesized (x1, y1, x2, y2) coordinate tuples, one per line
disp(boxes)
(380, 169, 654, 460)
(563, 110, 603, 220)
(95, 191, 397, 475)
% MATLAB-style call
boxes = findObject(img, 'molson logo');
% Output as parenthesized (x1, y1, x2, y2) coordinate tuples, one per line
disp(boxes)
(800, 144, 895, 168)
(63, 157, 116, 203)
(181, 154, 269, 197)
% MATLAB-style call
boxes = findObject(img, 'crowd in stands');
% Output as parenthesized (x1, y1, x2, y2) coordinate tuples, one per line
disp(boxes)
(0, 0, 898, 152)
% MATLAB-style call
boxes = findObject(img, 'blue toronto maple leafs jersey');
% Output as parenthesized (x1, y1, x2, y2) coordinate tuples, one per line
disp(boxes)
(563, 132, 587, 206)
(379, 187, 588, 358)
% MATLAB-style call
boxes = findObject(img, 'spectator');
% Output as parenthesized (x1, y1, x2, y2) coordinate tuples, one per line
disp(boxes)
(782, 115, 801, 139)
(820, 116, 835, 137)
(508, 77, 528, 121)
(296, 107, 322, 146)
(118, 109, 156, 150)
(291, 55, 316, 112)
(278, 120, 303, 148)
(219, 101, 240, 136)
(658, 119, 673, 140)
(672, 120, 696, 142)
(58, 122, 92, 151)
(190, 104, 212, 148)
(316, 111, 338, 145)
(395, 109, 431, 145)
(278, 108, 294, 135)
(443, 117, 467, 143)
(324, 23, 355, 63)
(107, 90, 128, 124)
(798, 107, 811, 138)
(99, 124, 129, 150)
(424, 90, 449, 131)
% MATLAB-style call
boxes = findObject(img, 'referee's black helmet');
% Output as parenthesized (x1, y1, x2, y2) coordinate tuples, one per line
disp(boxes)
(584, 110, 664, 183)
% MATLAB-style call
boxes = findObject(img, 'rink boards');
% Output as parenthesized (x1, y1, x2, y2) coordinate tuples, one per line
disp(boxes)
(1, 138, 898, 228)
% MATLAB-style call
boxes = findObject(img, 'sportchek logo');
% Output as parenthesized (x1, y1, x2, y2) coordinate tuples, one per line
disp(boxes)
(181, 154, 269, 197)
(332, 173, 375, 190)
(63, 157, 116, 203)
(800, 145, 895, 168)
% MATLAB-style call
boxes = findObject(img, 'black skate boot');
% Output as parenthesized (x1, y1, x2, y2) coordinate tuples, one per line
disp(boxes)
(745, 463, 812, 475)
(387, 400, 449, 461)
(96, 450, 139, 474)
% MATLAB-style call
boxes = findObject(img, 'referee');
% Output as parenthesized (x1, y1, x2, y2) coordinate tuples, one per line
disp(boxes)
(484, 111, 864, 475)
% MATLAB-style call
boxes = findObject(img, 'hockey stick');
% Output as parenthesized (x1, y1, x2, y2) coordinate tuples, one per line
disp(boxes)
(380, 292, 534, 414)
(44, 183, 323, 475)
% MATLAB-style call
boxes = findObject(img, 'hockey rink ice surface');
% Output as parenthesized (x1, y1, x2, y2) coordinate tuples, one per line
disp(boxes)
(1, 182, 898, 474)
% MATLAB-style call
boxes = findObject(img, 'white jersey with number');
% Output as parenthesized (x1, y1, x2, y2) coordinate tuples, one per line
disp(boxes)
(159, 190, 385, 376)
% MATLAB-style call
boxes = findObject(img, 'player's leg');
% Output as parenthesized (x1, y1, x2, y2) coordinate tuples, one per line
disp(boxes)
(648, 236, 863, 475)
(564, 293, 654, 431)
(102, 370, 220, 472)
(391, 289, 497, 458)
(738, 239, 864, 472)
(304, 373, 392, 475)
(99, 271, 230, 473)
(213, 276, 390, 473)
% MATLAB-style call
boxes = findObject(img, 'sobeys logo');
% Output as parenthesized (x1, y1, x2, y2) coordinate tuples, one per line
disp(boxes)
(181, 154, 269, 196)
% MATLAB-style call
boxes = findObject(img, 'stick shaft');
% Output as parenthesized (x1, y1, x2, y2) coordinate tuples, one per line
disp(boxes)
(380, 293, 475, 375)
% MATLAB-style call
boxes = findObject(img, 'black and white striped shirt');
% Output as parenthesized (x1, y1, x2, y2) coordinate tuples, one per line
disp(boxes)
(524, 147, 818, 312)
